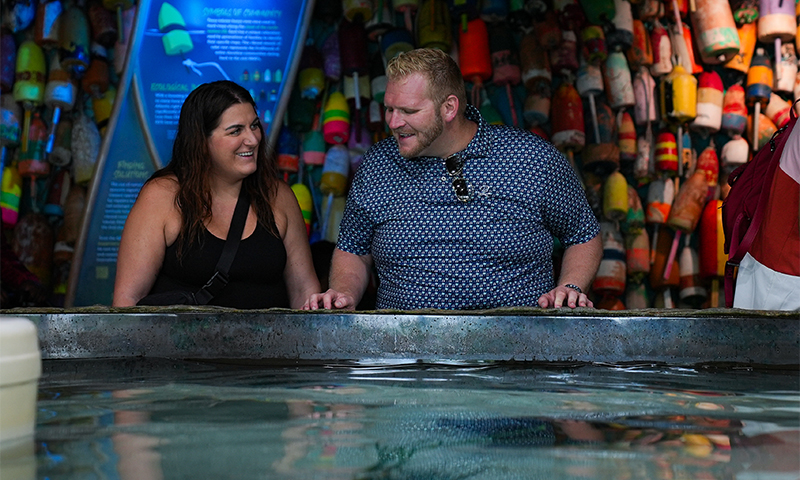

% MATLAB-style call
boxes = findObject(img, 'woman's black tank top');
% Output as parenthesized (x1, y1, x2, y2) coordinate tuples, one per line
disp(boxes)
(148, 222, 289, 308)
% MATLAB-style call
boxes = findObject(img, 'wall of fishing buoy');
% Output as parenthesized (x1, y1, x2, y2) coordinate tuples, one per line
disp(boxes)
(3, 0, 799, 309)
(286, 0, 800, 311)
(2, 0, 135, 306)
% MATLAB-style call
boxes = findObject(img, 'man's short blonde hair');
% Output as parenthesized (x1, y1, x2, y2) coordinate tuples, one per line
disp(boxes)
(386, 48, 467, 114)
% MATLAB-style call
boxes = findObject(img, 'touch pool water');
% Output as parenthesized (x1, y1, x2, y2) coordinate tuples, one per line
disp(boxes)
(18, 358, 800, 480)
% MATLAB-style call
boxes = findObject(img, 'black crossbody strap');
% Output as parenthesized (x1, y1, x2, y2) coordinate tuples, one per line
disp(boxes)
(193, 188, 250, 305)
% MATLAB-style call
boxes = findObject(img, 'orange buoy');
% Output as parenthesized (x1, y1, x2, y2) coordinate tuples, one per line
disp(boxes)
(627, 19, 653, 70)
(534, 10, 562, 50)
(18, 112, 50, 184)
(747, 112, 778, 151)
(698, 198, 726, 306)
(550, 82, 585, 154)
(724, 22, 757, 74)
(651, 225, 680, 293)
(646, 177, 676, 265)
(667, 171, 708, 234)
(459, 18, 493, 106)
(617, 112, 636, 167)
(690, 0, 740, 64)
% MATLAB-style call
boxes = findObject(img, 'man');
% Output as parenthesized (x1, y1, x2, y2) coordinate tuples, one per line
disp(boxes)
(304, 48, 601, 311)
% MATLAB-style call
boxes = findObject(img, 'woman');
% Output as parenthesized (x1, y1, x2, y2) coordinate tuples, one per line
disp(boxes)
(113, 81, 320, 308)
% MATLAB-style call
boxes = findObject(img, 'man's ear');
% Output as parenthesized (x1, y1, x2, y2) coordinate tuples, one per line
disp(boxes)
(441, 94, 459, 122)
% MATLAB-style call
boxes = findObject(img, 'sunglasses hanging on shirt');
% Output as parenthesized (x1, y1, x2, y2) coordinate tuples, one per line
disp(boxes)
(444, 154, 471, 203)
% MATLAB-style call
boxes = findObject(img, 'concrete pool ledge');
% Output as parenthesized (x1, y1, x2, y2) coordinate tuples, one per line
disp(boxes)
(2, 307, 798, 367)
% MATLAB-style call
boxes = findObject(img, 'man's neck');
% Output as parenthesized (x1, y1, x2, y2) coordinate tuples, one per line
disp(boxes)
(438, 116, 478, 159)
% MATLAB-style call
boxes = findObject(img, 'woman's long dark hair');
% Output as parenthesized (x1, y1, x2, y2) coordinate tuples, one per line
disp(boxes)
(149, 80, 280, 258)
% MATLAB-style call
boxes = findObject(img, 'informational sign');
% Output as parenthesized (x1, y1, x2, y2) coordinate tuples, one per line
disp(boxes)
(68, 0, 314, 306)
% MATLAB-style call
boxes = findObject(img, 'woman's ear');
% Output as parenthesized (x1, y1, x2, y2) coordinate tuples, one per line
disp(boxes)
(441, 94, 459, 122)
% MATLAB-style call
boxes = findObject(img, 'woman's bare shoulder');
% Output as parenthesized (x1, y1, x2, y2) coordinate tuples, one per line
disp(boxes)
(136, 175, 180, 205)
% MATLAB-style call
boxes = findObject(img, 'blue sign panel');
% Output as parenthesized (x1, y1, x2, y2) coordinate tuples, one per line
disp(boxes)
(69, 0, 313, 306)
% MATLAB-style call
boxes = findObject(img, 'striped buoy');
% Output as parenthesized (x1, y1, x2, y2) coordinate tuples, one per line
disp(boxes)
(618, 111, 637, 164)
(291, 183, 313, 236)
(366, 1, 394, 41)
(747, 48, 773, 150)
(603, 171, 629, 222)
(765, 92, 792, 128)
(654, 130, 679, 176)
(18, 112, 50, 183)
(592, 222, 627, 298)
(633, 68, 657, 126)
(604, 51, 635, 110)
(679, 242, 707, 307)
(1, 164, 22, 226)
(690, 0, 740, 64)
(13, 40, 46, 153)
(721, 84, 748, 136)
(724, 22, 757, 74)
(277, 125, 299, 178)
(323, 91, 350, 145)
(690, 71, 723, 136)
(649, 20, 673, 77)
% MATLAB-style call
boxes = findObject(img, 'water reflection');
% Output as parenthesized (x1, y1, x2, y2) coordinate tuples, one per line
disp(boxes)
(32, 360, 799, 480)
